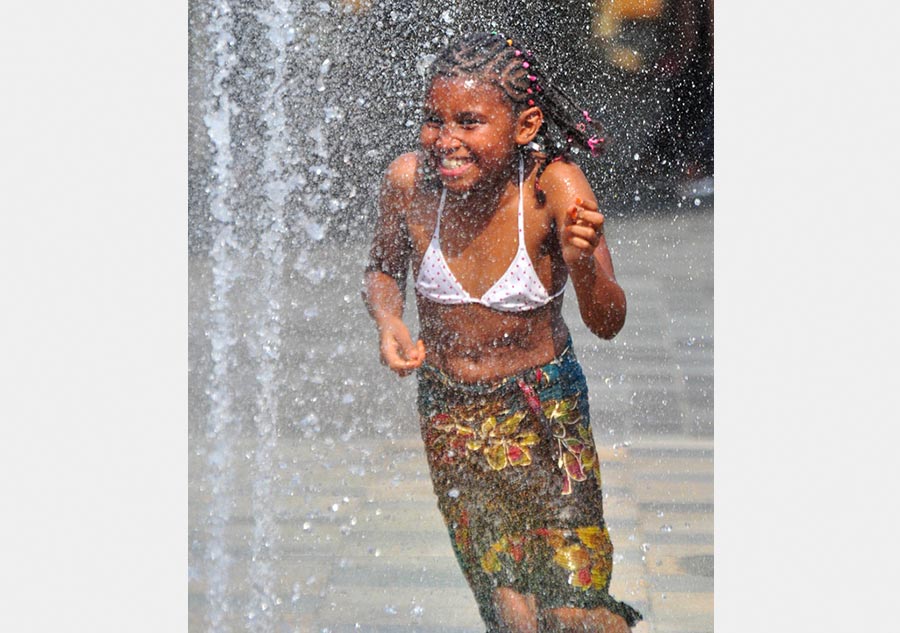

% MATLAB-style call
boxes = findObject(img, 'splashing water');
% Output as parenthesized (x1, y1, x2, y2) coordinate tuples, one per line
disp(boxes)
(200, 3, 242, 632)
(190, 2, 714, 631)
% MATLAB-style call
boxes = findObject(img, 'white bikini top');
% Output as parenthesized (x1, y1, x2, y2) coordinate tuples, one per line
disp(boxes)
(414, 156, 566, 312)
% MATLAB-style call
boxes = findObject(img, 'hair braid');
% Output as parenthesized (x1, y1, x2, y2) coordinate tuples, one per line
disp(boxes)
(426, 32, 605, 202)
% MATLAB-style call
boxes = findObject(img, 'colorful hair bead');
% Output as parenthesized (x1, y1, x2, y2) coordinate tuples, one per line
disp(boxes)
(528, 99, 534, 106)
(522, 61, 530, 69)
(586, 136, 602, 156)
(506, 39, 513, 46)
(582, 110, 592, 123)
(514, 49, 522, 56)
(527, 74, 537, 81)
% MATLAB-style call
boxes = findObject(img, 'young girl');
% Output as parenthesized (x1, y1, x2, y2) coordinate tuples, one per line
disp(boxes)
(364, 32, 643, 632)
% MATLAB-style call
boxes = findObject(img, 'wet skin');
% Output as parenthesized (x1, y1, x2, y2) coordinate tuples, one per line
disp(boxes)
(406, 157, 571, 383)
(365, 76, 624, 383)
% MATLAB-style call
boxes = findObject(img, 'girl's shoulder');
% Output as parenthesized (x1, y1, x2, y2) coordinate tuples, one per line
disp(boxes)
(534, 155, 598, 212)
(383, 152, 425, 195)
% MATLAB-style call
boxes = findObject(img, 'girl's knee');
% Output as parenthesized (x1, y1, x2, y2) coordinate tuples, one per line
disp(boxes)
(541, 605, 631, 633)
(492, 587, 538, 633)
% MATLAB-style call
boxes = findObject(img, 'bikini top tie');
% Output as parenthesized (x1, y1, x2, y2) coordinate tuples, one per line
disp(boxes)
(414, 155, 566, 312)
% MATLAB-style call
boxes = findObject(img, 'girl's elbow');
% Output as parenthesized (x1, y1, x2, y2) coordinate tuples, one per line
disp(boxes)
(587, 297, 626, 339)
(590, 315, 625, 340)
(605, 318, 627, 339)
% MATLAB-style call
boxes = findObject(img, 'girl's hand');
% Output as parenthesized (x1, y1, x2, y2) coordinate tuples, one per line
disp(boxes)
(378, 319, 426, 377)
(562, 197, 605, 266)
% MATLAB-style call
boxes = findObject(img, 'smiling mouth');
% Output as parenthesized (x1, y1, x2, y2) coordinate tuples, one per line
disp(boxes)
(436, 156, 473, 177)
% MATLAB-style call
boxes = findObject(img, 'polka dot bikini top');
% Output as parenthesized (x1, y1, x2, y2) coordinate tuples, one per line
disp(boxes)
(414, 155, 566, 312)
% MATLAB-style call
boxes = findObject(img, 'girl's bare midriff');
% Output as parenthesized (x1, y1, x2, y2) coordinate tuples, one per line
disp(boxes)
(405, 160, 573, 383)
(416, 298, 571, 383)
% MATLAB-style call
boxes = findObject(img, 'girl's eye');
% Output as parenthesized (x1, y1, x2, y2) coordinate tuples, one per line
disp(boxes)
(459, 119, 481, 129)
(423, 116, 441, 127)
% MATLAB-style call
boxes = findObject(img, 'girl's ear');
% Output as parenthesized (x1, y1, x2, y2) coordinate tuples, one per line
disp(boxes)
(515, 106, 544, 146)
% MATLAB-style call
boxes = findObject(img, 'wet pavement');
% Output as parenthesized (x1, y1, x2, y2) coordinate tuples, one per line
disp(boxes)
(189, 206, 713, 633)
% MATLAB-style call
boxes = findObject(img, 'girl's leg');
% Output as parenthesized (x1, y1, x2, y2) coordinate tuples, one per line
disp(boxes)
(492, 587, 538, 633)
(540, 605, 631, 633)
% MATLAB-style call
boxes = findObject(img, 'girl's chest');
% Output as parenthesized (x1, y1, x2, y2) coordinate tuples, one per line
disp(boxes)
(407, 196, 558, 297)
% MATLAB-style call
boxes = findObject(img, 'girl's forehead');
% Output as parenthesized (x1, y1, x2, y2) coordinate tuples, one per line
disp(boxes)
(425, 75, 509, 110)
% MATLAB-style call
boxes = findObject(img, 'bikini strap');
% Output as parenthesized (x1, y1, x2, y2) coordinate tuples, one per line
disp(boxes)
(517, 154, 525, 242)
(433, 187, 447, 240)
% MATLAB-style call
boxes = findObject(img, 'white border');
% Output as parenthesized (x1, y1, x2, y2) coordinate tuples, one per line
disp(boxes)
(1, 3, 186, 631)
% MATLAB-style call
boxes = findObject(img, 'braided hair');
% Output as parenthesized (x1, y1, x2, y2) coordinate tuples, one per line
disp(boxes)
(426, 32, 605, 201)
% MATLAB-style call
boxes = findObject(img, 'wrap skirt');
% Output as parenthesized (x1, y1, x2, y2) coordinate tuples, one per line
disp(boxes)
(416, 342, 642, 629)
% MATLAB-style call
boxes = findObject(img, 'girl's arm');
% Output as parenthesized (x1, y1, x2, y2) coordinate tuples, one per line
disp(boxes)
(542, 160, 627, 339)
(363, 153, 426, 376)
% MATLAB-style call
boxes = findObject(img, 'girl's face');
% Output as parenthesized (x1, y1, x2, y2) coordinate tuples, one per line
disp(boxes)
(420, 76, 520, 194)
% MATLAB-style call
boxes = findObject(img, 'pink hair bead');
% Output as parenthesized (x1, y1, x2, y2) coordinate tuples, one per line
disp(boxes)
(514, 49, 522, 56)
(522, 61, 530, 68)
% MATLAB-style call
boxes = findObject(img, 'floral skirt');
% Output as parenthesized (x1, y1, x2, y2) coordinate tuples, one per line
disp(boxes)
(416, 342, 643, 630)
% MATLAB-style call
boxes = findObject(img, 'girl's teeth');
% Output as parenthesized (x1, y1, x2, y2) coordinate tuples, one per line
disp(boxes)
(441, 158, 467, 168)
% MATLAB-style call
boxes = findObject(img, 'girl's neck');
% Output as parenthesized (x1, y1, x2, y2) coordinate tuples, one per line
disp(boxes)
(442, 173, 517, 236)
(442, 154, 524, 218)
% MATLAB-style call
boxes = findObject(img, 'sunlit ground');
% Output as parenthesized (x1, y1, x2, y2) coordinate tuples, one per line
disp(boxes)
(189, 205, 713, 633)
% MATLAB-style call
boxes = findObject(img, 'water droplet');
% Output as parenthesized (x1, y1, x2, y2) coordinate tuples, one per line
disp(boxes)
(447, 488, 460, 498)
(416, 53, 437, 77)
(660, 524, 673, 533)
(302, 521, 311, 531)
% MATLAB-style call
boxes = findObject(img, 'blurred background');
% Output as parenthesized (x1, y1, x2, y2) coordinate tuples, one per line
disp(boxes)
(189, 1, 713, 632)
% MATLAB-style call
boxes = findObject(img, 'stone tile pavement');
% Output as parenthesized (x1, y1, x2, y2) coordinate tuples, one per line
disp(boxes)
(189, 207, 713, 632)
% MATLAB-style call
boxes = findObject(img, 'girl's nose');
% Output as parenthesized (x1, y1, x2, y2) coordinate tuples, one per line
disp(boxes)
(436, 126, 461, 151)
